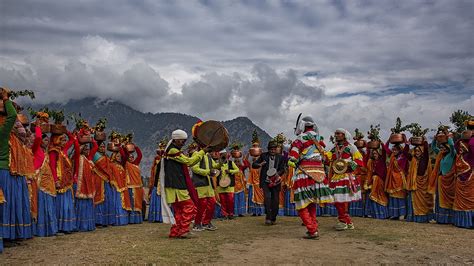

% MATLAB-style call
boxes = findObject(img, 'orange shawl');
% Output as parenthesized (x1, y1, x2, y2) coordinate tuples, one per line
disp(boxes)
(131, 188, 143, 212)
(35, 156, 56, 196)
(76, 155, 96, 199)
(125, 162, 143, 188)
(429, 153, 456, 209)
(367, 159, 388, 206)
(385, 154, 406, 198)
(0, 188, 4, 204)
(9, 134, 35, 178)
(248, 168, 264, 204)
(50, 147, 74, 193)
(234, 171, 246, 193)
(406, 155, 418, 191)
(453, 154, 474, 211)
(28, 179, 38, 221)
(411, 164, 434, 215)
(109, 162, 128, 192)
(287, 166, 295, 203)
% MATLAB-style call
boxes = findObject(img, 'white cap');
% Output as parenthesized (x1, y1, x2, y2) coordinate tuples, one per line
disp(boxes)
(219, 149, 227, 154)
(171, 129, 188, 140)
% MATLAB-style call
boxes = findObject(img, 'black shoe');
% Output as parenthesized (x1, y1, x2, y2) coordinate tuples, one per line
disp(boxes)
(265, 220, 272, 225)
(238, 214, 244, 217)
(228, 216, 235, 220)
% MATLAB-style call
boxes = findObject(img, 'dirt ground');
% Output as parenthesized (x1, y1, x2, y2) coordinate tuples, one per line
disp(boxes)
(1, 216, 473, 264)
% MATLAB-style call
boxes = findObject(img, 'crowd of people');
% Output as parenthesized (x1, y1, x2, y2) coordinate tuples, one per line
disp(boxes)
(0, 87, 473, 253)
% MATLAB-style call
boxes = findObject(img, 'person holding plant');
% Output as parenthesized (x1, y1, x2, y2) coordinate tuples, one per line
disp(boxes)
(0, 88, 34, 242)
(384, 118, 410, 220)
(452, 130, 474, 228)
(405, 123, 434, 223)
(429, 126, 456, 224)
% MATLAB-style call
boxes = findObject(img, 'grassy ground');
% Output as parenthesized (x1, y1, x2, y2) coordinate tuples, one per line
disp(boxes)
(2, 216, 474, 264)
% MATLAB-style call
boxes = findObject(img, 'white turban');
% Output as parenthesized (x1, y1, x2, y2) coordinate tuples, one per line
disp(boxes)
(171, 129, 188, 140)
(336, 128, 352, 140)
(336, 128, 358, 154)
(295, 115, 319, 136)
(219, 149, 227, 154)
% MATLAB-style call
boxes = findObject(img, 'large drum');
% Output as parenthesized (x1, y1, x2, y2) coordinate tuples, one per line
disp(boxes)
(193, 120, 229, 152)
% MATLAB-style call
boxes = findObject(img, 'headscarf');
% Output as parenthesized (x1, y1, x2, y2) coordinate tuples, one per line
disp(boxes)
(336, 128, 358, 154)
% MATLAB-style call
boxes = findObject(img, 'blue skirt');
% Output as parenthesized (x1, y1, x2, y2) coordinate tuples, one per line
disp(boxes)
(349, 199, 364, 217)
(405, 192, 433, 223)
(247, 186, 264, 215)
(128, 188, 143, 224)
(453, 210, 474, 229)
(284, 190, 298, 216)
(234, 191, 246, 216)
(387, 196, 406, 218)
(34, 190, 58, 237)
(148, 187, 162, 223)
(95, 182, 116, 226)
(75, 198, 95, 232)
(435, 192, 454, 224)
(0, 170, 33, 239)
(55, 189, 76, 233)
(214, 203, 223, 218)
(365, 197, 388, 219)
(113, 189, 129, 226)
(320, 204, 337, 217)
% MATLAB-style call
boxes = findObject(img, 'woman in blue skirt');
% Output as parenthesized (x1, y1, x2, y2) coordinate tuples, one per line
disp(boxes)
(74, 137, 98, 232)
(0, 93, 33, 240)
(31, 120, 58, 237)
(148, 147, 164, 222)
(93, 141, 116, 226)
(49, 131, 78, 233)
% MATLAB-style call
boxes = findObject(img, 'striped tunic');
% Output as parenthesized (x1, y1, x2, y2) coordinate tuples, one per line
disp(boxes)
(289, 130, 334, 210)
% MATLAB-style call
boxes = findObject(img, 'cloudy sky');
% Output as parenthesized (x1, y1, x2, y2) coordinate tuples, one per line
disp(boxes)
(1, 0, 473, 139)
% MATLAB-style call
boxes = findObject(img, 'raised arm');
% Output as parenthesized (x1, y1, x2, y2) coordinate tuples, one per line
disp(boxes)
(0, 99, 17, 137)
(63, 131, 75, 154)
(88, 139, 98, 161)
(383, 139, 392, 156)
(32, 125, 42, 154)
(49, 151, 59, 183)
(133, 146, 142, 165)
(251, 155, 264, 169)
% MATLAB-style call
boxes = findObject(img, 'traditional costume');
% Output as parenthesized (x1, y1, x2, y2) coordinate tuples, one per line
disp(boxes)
(191, 153, 218, 230)
(109, 152, 130, 226)
(326, 128, 363, 231)
(453, 137, 474, 228)
(365, 147, 389, 219)
(161, 130, 204, 238)
(49, 132, 78, 233)
(406, 141, 434, 223)
(283, 165, 298, 216)
(32, 125, 58, 236)
(122, 147, 144, 224)
(288, 116, 333, 238)
(247, 156, 265, 216)
(349, 147, 368, 217)
(93, 142, 116, 226)
(74, 141, 98, 232)
(148, 152, 163, 223)
(384, 140, 409, 219)
(233, 157, 248, 217)
(429, 138, 456, 224)
(1, 99, 33, 240)
(216, 150, 240, 219)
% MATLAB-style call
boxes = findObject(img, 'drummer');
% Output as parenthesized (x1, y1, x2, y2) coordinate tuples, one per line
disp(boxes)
(191, 148, 219, 231)
(252, 140, 286, 225)
(161, 129, 209, 239)
(215, 150, 240, 220)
